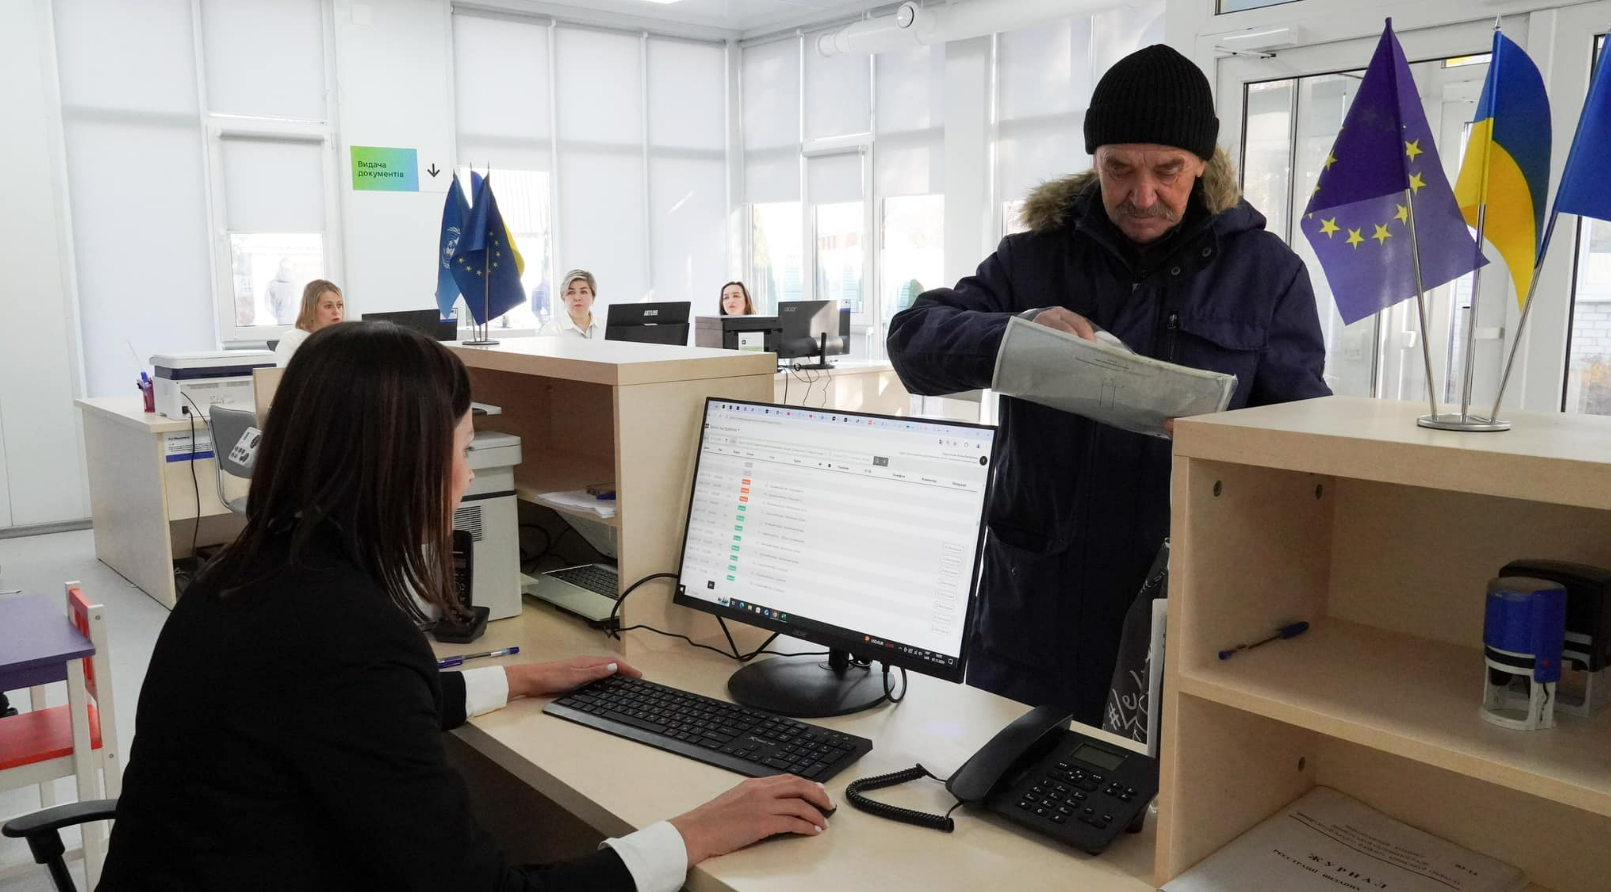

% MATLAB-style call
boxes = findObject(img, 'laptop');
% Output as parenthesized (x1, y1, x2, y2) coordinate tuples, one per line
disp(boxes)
(525, 513, 621, 624)
(529, 563, 620, 625)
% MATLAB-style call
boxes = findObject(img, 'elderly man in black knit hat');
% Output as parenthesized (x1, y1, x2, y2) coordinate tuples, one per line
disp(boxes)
(888, 44, 1331, 723)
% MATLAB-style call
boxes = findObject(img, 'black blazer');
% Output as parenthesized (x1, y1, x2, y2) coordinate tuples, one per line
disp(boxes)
(98, 535, 634, 892)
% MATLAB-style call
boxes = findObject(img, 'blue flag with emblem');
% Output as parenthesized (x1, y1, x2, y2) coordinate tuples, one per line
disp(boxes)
(450, 174, 526, 325)
(1302, 19, 1486, 325)
(434, 173, 471, 320)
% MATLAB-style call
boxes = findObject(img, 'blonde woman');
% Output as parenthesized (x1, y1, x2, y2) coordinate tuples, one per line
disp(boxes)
(538, 270, 605, 339)
(274, 280, 345, 366)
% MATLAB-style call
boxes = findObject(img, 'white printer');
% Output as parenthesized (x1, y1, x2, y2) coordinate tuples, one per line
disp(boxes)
(454, 430, 524, 620)
(150, 351, 276, 419)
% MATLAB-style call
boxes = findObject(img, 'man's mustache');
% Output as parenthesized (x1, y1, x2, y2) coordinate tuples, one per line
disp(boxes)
(1114, 201, 1179, 222)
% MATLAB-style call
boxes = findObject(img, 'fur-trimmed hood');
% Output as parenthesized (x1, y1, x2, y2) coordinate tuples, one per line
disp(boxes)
(1019, 146, 1243, 234)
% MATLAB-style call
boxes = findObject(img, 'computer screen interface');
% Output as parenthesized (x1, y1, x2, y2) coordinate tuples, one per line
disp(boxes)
(674, 400, 997, 683)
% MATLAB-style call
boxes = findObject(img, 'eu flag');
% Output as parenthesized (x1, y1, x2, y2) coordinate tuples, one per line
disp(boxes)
(1303, 20, 1486, 325)
(450, 175, 526, 325)
(1554, 40, 1611, 224)
(434, 173, 471, 320)
(1453, 31, 1551, 308)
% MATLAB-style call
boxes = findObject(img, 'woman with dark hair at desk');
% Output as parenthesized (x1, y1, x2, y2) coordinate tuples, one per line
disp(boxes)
(719, 282, 754, 316)
(99, 323, 834, 892)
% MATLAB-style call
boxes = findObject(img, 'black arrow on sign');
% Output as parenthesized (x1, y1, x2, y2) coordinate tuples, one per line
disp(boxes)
(426, 164, 441, 177)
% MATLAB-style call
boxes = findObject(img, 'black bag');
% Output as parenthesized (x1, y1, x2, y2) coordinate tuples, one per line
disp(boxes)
(1100, 540, 1169, 745)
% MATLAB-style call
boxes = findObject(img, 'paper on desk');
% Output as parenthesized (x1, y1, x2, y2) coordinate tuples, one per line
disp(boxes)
(1162, 786, 1528, 892)
(991, 316, 1235, 438)
(535, 490, 617, 519)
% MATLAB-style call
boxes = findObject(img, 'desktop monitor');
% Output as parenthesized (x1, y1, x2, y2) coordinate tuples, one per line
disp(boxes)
(605, 302, 692, 346)
(674, 398, 998, 717)
(775, 300, 849, 368)
(361, 310, 457, 341)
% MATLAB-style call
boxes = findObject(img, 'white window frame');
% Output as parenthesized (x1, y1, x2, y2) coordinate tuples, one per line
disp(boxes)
(193, 0, 342, 345)
(803, 138, 875, 330)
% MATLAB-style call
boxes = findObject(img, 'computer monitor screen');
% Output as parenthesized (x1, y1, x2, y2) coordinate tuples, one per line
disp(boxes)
(362, 310, 457, 341)
(674, 399, 997, 687)
(605, 302, 691, 346)
(775, 300, 847, 361)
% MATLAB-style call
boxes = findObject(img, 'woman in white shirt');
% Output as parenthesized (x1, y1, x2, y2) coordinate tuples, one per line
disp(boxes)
(274, 280, 345, 366)
(538, 270, 605, 339)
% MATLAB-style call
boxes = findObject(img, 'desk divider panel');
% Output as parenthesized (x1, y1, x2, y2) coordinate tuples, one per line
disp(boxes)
(614, 374, 773, 656)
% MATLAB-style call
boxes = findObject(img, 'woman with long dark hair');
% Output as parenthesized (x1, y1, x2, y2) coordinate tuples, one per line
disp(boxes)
(100, 323, 832, 891)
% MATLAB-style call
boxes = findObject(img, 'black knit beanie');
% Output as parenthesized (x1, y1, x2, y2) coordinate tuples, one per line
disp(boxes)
(1084, 44, 1219, 160)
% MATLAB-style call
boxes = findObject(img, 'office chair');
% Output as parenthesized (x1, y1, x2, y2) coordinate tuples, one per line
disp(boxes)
(2, 799, 118, 892)
(206, 404, 260, 515)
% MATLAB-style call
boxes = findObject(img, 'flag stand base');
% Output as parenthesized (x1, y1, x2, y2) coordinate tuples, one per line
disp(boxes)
(1416, 413, 1511, 432)
(462, 338, 499, 346)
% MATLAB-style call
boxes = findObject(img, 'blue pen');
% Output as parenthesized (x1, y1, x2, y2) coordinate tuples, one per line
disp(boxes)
(438, 645, 520, 669)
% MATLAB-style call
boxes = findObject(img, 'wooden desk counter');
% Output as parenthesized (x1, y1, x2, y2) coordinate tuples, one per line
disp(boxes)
(454, 338, 776, 386)
(74, 396, 247, 607)
(439, 604, 1157, 892)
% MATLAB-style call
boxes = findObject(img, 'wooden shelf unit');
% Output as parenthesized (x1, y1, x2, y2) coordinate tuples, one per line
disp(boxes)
(1157, 397, 1611, 892)
(454, 339, 774, 655)
(513, 484, 622, 530)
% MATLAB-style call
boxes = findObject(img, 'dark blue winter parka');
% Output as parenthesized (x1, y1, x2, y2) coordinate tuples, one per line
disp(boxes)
(887, 159, 1330, 722)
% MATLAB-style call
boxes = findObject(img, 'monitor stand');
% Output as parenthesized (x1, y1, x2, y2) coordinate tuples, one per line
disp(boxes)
(727, 649, 888, 718)
(789, 333, 835, 371)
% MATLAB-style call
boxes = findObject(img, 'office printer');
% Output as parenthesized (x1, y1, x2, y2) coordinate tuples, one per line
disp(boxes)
(453, 430, 524, 621)
(150, 351, 276, 419)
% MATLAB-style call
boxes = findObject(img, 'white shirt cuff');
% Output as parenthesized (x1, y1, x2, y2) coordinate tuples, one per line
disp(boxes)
(601, 821, 688, 892)
(460, 666, 510, 717)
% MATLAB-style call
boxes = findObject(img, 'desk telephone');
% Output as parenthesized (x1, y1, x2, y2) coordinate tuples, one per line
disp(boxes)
(846, 705, 1158, 855)
(431, 530, 488, 643)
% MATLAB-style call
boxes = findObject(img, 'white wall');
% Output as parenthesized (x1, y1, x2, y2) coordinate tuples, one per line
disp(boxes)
(54, 0, 216, 399)
(0, 0, 90, 526)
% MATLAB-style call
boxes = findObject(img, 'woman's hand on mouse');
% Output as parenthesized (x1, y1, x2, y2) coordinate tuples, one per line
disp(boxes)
(669, 775, 836, 865)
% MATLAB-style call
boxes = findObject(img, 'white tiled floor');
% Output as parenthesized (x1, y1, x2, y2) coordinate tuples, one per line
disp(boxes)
(1, 530, 170, 892)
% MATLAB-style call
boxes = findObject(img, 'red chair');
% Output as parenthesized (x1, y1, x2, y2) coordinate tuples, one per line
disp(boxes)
(0, 582, 121, 886)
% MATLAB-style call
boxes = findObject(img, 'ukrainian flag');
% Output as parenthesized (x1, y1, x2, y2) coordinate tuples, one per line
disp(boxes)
(1454, 31, 1551, 308)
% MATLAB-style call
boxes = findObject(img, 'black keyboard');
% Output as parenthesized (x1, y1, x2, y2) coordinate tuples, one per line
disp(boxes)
(545, 675, 872, 782)
(545, 564, 619, 598)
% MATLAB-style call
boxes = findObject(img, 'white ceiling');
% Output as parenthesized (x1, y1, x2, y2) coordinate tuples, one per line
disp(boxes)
(490, 0, 897, 39)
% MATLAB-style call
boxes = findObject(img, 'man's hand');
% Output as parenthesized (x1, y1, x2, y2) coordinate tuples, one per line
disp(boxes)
(670, 775, 835, 865)
(504, 656, 642, 699)
(1032, 308, 1098, 342)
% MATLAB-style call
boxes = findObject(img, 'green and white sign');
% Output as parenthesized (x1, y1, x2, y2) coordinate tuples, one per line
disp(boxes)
(350, 146, 419, 191)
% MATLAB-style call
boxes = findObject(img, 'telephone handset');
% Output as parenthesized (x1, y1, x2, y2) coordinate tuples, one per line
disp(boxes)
(431, 530, 488, 644)
(845, 705, 1158, 855)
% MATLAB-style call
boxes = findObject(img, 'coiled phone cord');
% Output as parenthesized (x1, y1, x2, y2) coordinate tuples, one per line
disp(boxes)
(844, 764, 964, 832)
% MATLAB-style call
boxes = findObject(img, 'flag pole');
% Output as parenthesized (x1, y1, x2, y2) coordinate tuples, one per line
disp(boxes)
(463, 165, 500, 346)
(1487, 211, 1560, 421)
(1458, 23, 1503, 424)
(1405, 186, 1445, 425)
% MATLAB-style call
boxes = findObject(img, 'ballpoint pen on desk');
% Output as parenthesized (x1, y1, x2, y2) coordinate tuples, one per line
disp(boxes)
(438, 645, 520, 669)
(1218, 621, 1309, 660)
